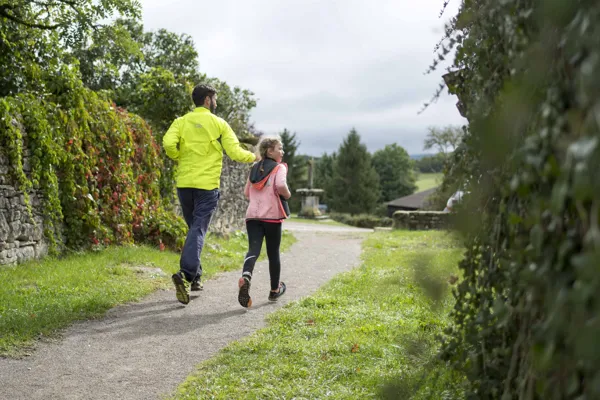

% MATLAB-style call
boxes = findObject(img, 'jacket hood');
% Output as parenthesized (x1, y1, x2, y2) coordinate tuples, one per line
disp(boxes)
(249, 158, 279, 190)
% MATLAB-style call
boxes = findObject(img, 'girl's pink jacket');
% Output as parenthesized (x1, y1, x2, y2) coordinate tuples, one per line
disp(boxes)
(244, 163, 289, 221)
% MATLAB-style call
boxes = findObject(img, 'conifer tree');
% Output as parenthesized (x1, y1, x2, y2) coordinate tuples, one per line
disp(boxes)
(330, 129, 380, 214)
(279, 129, 306, 211)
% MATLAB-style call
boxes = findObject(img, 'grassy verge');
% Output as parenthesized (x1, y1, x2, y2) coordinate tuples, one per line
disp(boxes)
(415, 173, 443, 192)
(0, 231, 295, 357)
(173, 230, 464, 399)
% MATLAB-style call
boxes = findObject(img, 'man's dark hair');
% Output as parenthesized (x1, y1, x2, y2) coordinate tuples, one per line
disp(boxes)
(192, 84, 217, 107)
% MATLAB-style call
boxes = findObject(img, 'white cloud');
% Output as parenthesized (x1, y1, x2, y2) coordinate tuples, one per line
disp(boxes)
(140, 0, 467, 155)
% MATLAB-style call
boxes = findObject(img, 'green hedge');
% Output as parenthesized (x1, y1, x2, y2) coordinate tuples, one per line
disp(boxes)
(431, 1, 600, 399)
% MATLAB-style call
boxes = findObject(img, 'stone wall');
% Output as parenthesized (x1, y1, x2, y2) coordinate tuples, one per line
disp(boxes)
(392, 211, 450, 230)
(0, 148, 252, 266)
(210, 155, 251, 234)
(0, 148, 47, 266)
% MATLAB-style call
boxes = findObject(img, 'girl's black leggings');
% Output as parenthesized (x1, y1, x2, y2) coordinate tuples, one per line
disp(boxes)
(242, 220, 282, 291)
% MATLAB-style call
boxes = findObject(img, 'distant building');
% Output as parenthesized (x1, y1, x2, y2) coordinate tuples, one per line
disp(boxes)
(386, 187, 438, 217)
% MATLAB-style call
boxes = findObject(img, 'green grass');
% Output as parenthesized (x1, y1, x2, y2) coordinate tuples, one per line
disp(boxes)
(415, 173, 443, 192)
(0, 231, 295, 357)
(173, 230, 464, 399)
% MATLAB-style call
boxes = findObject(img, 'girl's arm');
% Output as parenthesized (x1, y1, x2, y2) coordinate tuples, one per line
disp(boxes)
(276, 165, 292, 199)
(244, 179, 251, 199)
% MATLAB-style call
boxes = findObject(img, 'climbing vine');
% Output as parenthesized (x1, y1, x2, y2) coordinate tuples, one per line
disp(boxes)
(431, 1, 600, 399)
(0, 67, 186, 254)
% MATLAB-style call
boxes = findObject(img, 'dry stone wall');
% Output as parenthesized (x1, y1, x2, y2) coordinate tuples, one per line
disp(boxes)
(0, 148, 252, 266)
(392, 211, 450, 230)
(210, 155, 250, 234)
(0, 149, 47, 266)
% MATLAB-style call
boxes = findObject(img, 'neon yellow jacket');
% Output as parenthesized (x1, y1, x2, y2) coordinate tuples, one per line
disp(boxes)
(162, 107, 256, 189)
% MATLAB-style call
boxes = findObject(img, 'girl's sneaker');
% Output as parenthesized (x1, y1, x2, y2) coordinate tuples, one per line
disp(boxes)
(268, 282, 286, 302)
(238, 277, 252, 308)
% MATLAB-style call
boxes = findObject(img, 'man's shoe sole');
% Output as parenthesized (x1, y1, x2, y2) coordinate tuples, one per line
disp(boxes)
(172, 273, 190, 305)
(238, 277, 252, 308)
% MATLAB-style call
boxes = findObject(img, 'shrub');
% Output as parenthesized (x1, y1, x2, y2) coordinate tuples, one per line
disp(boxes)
(430, 1, 600, 399)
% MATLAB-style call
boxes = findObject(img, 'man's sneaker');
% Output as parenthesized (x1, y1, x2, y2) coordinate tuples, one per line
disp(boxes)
(172, 272, 190, 305)
(238, 277, 252, 308)
(268, 282, 286, 302)
(191, 277, 203, 291)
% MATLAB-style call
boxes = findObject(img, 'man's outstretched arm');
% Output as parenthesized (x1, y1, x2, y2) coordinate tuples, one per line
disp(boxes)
(220, 121, 256, 163)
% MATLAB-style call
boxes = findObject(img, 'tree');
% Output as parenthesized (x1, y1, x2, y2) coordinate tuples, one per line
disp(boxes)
(314, 152, 336, 205)
(372, 144, 417, 201)
(329, 129, 380, 214)
(0, 0, 139, 38)
(0, 1, 139, 97)
(414, 153, 446, 173)
(423, 125, 463, 156)
(0, 0, 259, 210)
(70, 19, 201, 122)
(279, 129, 306, 212)
(70, 20, 145, 94)
(71, 19, 258, 140)
(206, 78, 257, 142)
(67, 19, 259, 202)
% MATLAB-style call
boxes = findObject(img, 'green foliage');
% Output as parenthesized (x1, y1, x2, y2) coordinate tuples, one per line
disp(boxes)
(430, 1, 600, 398)
(0, 0, 139, 97)
(68, 19, 200, 203)
(314, 152, 336, 205)
(70, 17, 259, 140)
(280, 129, 306, 187)
(329, 212, 392, 229)
(0, 0, 140, 32)
(423, 126, 463, 156)
(372, 143, 417, 202)
(330, 129, 381, 214)
(279, 129, 307, 211)
(70, 19, 145, 93)
(414, 153, 447, 173)
(34, 16, 258, 204)
(0, 74, 186, 254)
(206, 77, 257, 142)
(173, 231, 463, 399)
(0, 0, 259, 261)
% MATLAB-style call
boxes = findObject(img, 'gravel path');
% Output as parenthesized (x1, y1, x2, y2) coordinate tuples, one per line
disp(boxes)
(0, 222, 371, 400)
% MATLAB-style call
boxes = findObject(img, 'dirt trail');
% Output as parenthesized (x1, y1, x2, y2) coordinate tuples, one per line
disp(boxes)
(0, 222, 371, 400)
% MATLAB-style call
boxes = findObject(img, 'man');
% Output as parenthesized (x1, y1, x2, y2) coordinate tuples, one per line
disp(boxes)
(163, 84, 256, 305)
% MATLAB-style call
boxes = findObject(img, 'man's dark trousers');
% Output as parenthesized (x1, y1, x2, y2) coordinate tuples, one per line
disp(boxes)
(177, 188, 220, 282)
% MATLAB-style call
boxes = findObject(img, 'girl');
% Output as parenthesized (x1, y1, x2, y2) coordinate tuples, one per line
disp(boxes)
(238, 136, 291, 308)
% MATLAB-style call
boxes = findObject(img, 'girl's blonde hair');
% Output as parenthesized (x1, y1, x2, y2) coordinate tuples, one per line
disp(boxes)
(257, 136, 282, 160)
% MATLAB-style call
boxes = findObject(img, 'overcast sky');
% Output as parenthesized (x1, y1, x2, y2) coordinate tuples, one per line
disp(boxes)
(140, 0, 466, 156)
